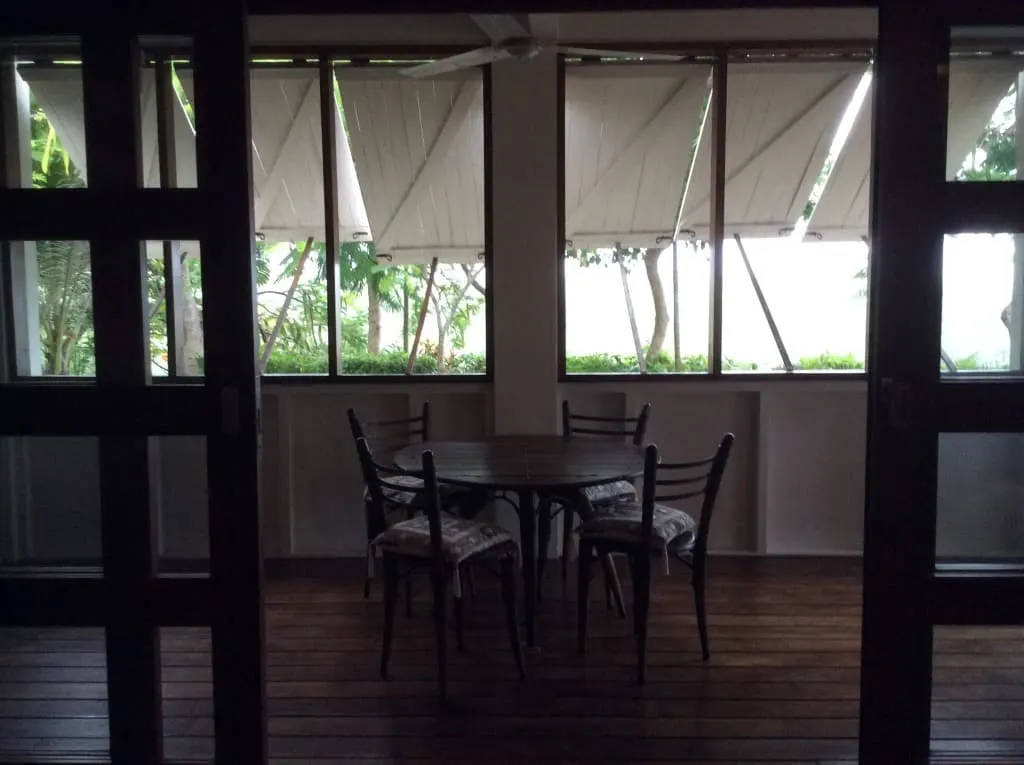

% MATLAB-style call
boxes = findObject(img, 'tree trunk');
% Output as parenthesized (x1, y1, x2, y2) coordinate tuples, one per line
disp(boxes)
(367, 278, 382, 355)
(260, 236, 314, 371)
(434, 305, 447, 372)
(180, 255, 205, 375)
(644, 248, 668, 364)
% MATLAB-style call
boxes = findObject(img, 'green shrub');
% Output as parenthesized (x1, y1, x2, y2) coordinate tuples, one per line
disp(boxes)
(795, 353, 864, 371)
(262, 348, 488, 375)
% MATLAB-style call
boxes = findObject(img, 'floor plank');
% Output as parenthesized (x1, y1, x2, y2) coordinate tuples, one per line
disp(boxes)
(0, 557, 1020, 763)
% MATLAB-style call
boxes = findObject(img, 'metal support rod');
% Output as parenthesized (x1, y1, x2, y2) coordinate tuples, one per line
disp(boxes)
(672, 239, 681, 371)
(734, 233, 793, 372)
(155, 59, 185, 377)
(708, 51, 727, 375)
(320, 57, 342, 376)
(406, 257, 438, 375)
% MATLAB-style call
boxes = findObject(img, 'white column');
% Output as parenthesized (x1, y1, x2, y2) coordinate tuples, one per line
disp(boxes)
(490, 51, 561, 435)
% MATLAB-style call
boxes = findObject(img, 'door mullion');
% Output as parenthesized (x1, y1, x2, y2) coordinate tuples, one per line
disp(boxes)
(860, 2, 947, 763)
(81, 26, 163, 764)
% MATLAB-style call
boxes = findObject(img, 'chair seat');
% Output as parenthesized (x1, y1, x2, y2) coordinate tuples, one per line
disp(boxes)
(579, 501, 697, 552)
(582, 480, 637, 506)
(372, 515, 517, 569)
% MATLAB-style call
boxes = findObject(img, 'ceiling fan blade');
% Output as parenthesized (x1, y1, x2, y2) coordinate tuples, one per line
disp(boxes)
(470, 13, 532, 43)
(558, 46, 683, 62)
(400, 47, 513, 79)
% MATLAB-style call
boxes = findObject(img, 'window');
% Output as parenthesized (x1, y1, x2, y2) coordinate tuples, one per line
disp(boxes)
(563, 61, 712, 374)
(718, 60, 872, 373)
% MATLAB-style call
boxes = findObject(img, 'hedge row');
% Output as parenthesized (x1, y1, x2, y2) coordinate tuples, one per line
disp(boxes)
(263, 349, 869, 375)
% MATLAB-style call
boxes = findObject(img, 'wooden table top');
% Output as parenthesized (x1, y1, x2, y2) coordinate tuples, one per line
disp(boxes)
(394, 435, 645, 491)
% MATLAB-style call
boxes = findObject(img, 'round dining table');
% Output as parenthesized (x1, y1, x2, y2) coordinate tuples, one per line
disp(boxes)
(395, 435, 645, 648)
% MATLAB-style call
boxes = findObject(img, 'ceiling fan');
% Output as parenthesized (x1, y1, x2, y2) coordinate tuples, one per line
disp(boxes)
(400, 13, 683, 79)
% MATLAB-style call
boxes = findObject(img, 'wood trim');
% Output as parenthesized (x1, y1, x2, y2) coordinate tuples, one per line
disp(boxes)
(931, 571, 1024, 625)
(483, 64, 496, 381)
(859, 2, 946, 763)
(0, 385, 211, 435)
(81, 26, 163, 763)
(708, 50, 727, 376)
(941, 182, 1024, 235)
(0, 188, 205, 241)
(555, 55, 567, 381)
(193, 1, 269, 760)
(320, 57, 341, 377)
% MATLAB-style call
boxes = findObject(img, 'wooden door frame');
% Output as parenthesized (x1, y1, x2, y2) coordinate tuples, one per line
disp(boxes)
(0, 2, 266, 763)
(861, 3, 1024, 763)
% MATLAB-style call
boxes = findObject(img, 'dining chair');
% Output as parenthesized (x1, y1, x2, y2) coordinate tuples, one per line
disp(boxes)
(355, 437, 525, 700)
(348, 404, 488, 601)
(576, 434, 734, 685)
(548, 400, 652, 593)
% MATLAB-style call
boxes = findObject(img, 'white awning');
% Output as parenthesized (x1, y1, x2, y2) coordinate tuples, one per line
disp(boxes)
(177, 68, 370, 244)
(336, 68, 485, 265)
(680, 61, 865, 240)
(17, 66, 195, 188)
(807, 57, 1022, 241)
(564, 63, 711, 249)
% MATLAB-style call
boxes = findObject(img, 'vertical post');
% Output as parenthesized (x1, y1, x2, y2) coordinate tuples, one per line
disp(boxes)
(672, 239, 681, 371)
(708, 52, 727, 376)
(82, 25, 163, 763)
(859, 1, 944, 762)
(155, 60, 186, 377)
(0, 64, 41, 377)
(321, 57, 341, 377)
(194, 0, 268, 760)
(1010, 72, 1024, 371)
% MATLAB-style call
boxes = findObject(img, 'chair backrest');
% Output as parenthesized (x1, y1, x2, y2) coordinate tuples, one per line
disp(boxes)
(640, 433, 735, 554)
(347, 402, 431, 461)
(561, 400, 652, 446)
(354, 437, 444, 570)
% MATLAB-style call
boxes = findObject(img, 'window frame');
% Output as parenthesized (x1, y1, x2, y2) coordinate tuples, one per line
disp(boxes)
(1, 46, 495, 385)
(557, 41, 879, 382)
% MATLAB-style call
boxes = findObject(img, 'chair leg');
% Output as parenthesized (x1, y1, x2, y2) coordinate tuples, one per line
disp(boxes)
(363, 576, 372, 599)
(381, 557, 399, 680)
(600, 554, 627, 619)
(500, 556, 526, 680)
(560, 502, 574, 586)
(466, 567, 477, 600)
(577, 541, 594, 655)
(693, 553, 710, 661)
(431, 571, 448, 701)
(536, 500, 552, 604)
(454, 572, 467, 653)
(405, 570, 414, 618)
(635, 556, 651, 686)
(628, 556, 642, 637)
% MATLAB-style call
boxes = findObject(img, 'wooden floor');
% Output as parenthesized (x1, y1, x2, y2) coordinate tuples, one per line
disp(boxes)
(1, 557, 1023, 763)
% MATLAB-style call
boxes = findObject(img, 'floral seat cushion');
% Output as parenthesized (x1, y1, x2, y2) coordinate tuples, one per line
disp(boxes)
(582, 480, 637, 506)
(363, 475, 477, 509)
(371, 516, 516, 596)
(579, 501, 697, 554)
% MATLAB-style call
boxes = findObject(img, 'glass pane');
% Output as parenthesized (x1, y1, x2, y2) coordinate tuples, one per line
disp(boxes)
(6, 240, 95, 377)
(936, 433, 1024, 563)
(139, 53, 197, 189)
(720, 60, 872, 373)
(162, 627, 211, 761)
(562, 61, 711, 374)
(334, 65, 487, 375)
(933, 626, 1024, 761)
(941, 233, 1023, 375)
(154, 437, 208, 575)
(146, 241, 204, 377)
(0, 436, 101, 567)
(13, 59, 88, 189)
(948, 30, 1022, 182)
(0, 628, 108, 760)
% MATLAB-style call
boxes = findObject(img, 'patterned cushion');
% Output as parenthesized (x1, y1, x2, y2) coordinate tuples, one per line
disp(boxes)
(372, 515, 516, 567)
(582, 480, 637, 506)
(363, 473, 423, 507)
(579, 501, 697, 552)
